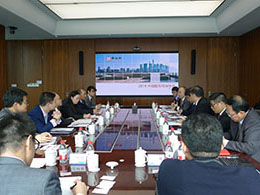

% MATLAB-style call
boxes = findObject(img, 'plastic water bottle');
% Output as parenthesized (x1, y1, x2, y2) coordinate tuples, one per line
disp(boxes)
(132, 103, 138, 114)
(177, 141, 186, 160)
(106, 101, 110, 109)
(59, 140, 68, 163)
(162, 118, 169, 135)
(165, 141, 174, 159)
(86, 140, 94, 155)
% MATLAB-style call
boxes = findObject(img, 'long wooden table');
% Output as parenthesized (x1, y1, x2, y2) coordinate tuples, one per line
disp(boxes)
(39, 108, 260, 194)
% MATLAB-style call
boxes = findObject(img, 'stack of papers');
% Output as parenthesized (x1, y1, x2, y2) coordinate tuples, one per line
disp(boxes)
(50, 128, 75, 135)
(39, 137, 57, 147)
(69, 119, 92, 127)
(92, 175, 116, 194)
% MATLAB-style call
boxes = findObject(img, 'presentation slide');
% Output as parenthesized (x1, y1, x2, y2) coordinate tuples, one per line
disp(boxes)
(96, 53, 179, 96)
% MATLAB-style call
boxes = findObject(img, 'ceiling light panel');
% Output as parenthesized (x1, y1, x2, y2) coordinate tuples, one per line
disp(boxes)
(39, 0, 224, 19)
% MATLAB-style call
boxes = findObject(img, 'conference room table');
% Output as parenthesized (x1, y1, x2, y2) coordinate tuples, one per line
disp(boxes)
(38, 107, 260, 195)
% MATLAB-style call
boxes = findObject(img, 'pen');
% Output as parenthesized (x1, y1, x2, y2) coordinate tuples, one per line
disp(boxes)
(70, 183, 77, 190)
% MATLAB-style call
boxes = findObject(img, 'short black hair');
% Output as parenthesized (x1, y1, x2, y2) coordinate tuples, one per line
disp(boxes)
(185, 88, 191, 96)
(226, 95, 249, 113)
(171, 87, 179, 92)
(182, 114, 223, 158)
(3, 88, 27, 107)
(87, 86, 97, 92)
(0, 112, 36, 153)
(209, 92, 227, 104)
(190, 85, 204, 97)
(39, 92, 56, 106)
(69, 90, 80, 98)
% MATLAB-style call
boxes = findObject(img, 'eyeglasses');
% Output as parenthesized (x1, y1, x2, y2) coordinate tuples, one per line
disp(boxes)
(211, 102, 218, 108)
(22, 135, 40, 150)
(33, 137, 40, 150)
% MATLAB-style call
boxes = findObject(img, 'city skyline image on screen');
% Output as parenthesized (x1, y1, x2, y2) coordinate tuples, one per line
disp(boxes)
(95, 52, 179, 96)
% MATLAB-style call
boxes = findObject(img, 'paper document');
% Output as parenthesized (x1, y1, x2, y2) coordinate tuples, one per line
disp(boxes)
(96, 180, 115, 189)
(100, 175, 116, 181)
(30, 158, 46, 168)
(51, 128, 75, 132)
(59, 176, 81, 195)
(39, 137, 57, 147)
(92, 187, 110, 194)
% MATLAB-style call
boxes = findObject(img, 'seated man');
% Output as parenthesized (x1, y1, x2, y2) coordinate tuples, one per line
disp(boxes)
(189, 85, 214, 115)
(28, 92, 62, 133)
(157, 114, 260, 195)
(223, 95, 260, 162)
(86, 86, 101, 114)
(0, 87, 52, 143)
(78, 88, 92, 114)
(53, 92, 74, 126)
(0, 113, 87, 195)
(209, 92, 231, 133)
(176, 86, 192, 113)
(171, 86, 179, 104)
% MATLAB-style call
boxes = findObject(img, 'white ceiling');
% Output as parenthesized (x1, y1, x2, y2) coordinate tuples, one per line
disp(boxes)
(0, 0, 259, 40)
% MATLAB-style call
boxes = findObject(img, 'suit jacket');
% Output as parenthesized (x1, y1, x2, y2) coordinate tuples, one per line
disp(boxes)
(193, 97, 214, 115)
(85, 95, 96, 109)
(0, 156, 61, 195)
(157, 158, 260, 195)
(28, 105, 54, 133)
(218, 110, 231, 133)
(78, 100, 93, 115)
(60, 98, 84, 120)
(225, 108, 260, 162)
(178, 97, 192, 113)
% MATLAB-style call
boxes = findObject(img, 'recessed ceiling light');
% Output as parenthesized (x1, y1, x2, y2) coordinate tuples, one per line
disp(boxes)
(39, 0, 225, 19)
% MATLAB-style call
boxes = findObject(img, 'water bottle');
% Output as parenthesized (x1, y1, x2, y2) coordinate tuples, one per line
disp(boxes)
(132, 103, 138, 114)
(106, 101, 110, 109)
(165, 141, 174, 159)
(59, 140, 68, 163)
(86, 140, 95, 155)
(177, 141, 186, 160)
(162, 118, 169, 135)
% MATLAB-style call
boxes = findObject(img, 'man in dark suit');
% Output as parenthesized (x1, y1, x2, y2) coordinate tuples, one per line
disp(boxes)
(209, 92, 231, 133)
(177, 86, 192, 112)
(78, 88, 92, 114)
(223, 95, 260, 162)
(0, 87, 52, 143)
(157, 114, 260, 195)
(189, 85, 214, 115)
(171, 86, 179, 104)
(0, 113, 87, 195)
(85, 86, 101, 114)
(28, 92, 62, 133)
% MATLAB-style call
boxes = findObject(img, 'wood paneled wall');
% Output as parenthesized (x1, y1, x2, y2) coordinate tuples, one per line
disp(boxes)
(7, 37, 241, 108)
(239, 27, 260, 106)
(0, 25, 6, 109)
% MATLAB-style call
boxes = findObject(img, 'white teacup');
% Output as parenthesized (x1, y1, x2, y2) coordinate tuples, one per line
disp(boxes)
(45, 149, 57, 166)
(98, 116, 104, 126)
(135, 147, 148, 167)
(88, 124, 95, 135)
(87, 153, 99, 172)
(75, 133, 84, 147)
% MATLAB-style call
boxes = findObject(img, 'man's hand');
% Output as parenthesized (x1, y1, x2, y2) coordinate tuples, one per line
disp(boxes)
(52, 110, 62, 120)
(36, 132, 52, 143)
(83, 113, 91, 119)
(72, 180, 88, 195)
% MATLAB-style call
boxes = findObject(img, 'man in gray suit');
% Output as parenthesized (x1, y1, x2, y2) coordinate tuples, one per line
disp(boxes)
(223, 95, 260, 162)
(0, 113, 87, 195)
